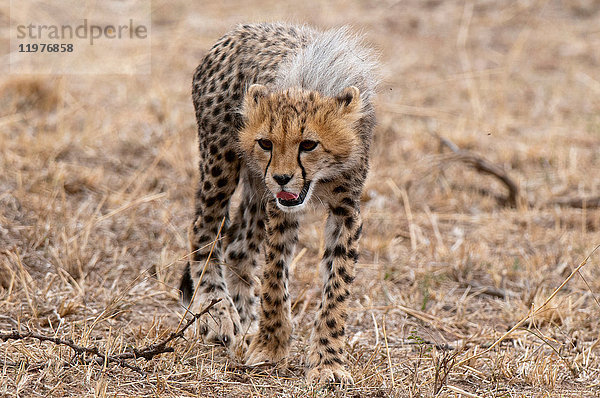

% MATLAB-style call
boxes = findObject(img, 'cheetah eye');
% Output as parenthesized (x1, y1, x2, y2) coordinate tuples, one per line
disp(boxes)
(257, 139, 273, 151)
(299, 140, 318, 152)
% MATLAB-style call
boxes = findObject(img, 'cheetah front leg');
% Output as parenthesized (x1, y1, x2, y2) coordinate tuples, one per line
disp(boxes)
(223, 175, 267, 347)
(246, 200, 299, 365)
(182, 147, 242, 349)
(307, 198, 362, 386)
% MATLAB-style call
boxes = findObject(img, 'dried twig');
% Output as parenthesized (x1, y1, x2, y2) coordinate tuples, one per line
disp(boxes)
(434, 133, 520, 207)
(433, 348, 459, 395)
(430, 132, 598, 210)
(381, 315, 395, 388)
(0, 298, 220, 375)
(0, 329, 145, 374)
(549, 195, 600, 209)
(117, 298, 220, 361)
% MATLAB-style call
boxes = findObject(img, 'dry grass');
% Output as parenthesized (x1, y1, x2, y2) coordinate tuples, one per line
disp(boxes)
(2, 0, 600, 396)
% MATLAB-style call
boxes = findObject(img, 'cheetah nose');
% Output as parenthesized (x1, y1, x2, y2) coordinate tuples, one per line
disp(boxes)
(273, 174, 293, 186)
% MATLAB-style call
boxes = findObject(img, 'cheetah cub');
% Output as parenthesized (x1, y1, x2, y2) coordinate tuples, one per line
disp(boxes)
(180, 23, 378, 385)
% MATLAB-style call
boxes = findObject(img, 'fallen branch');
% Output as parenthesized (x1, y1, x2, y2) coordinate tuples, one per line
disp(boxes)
(0, 329, 146, 374)
(549, 195, 600, 209)
(434, 133, 520, 207)
(0, 298, 220, 375)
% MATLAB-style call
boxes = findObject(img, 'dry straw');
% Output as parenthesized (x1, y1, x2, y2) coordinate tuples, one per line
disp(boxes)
(2, 0, 600, 396)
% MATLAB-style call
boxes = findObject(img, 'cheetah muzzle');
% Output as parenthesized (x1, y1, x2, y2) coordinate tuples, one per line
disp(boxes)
(276, 180, 311, 209)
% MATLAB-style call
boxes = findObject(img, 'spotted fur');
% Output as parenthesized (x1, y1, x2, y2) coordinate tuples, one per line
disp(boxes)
(181, 22, 377, 386)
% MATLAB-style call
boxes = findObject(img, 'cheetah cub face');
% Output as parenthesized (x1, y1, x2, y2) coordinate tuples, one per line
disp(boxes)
(240, 84, 364, 212)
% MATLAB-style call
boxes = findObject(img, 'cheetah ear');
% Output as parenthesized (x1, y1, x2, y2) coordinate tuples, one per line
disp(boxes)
(335, 86, 361, 115)
(246, 84, 269, 106)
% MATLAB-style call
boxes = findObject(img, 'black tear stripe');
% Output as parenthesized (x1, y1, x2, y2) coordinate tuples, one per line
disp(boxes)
(297, 149, 307, 180)
(263, 116, 274, 180)
(264, 150, 273, 180)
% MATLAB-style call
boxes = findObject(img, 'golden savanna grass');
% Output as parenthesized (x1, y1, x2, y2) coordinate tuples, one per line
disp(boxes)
(2, 0, 600, 396)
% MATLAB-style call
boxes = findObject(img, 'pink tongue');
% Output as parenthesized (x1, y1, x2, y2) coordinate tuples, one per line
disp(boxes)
(276, 191, 299, 201)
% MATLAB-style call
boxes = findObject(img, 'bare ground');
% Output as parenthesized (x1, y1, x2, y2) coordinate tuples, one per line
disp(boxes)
(1, 0, 600, 396)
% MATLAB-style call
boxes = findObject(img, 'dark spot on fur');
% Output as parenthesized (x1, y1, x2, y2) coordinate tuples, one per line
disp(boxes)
(345, 216, 355, 229)
(354, 224, 363, 241)
(339, 267, 354, 284)
(326, 318, 337, 329)
(341, 197, 355, 207)
(333, 245, 346, 258)
(205, 196, 216, 207)
(348, 249, 359, 262)
(225, 150, 236, 162)
(332, 206, 349, 217)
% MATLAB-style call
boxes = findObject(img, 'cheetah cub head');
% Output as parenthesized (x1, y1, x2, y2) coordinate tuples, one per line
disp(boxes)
(240, 84, 363, 212)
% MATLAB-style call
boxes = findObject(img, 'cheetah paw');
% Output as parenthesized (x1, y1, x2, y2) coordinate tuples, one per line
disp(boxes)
(245, 337, 289, 365)
(307, 365, 353, 388)
(191, 293, 241, 349)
